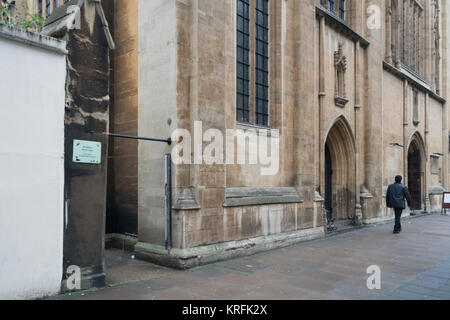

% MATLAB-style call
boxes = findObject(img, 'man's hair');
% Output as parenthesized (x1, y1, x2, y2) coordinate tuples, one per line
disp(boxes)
(395, 175, 402, 183)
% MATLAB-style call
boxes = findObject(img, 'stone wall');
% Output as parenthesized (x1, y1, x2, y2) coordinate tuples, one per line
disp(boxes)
(104, 0, 139, 235)
(58, 1, 111, 288)
(110, 0, 450, 268)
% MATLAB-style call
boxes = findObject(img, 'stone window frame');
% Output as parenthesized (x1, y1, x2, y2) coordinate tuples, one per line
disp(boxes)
(430, 155, 440, 175)
(386, 0, 430, 80)
(400, 0, 425, 76)
(320, 0, 347, 22)
(237, 0, 251, 123)
(46, 0, 50, 16)
(38, 0, 43, 16)
(236, 0, 277, 128)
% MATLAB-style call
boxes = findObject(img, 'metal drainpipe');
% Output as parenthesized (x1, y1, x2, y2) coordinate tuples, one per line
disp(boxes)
(104, 132, 172, 250)
(165, 153, 172, 251)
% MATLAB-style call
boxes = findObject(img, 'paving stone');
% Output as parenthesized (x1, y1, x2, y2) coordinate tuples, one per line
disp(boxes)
(281, 275, 337, 292)
(293, 260, 327, 269)
(426, 289, 450, 299)
(186, 265, 233, 279)
(436, 284, 450, 292)
(48, 214, 450, 300)
(149, 287, 209, 300)
(395, 284, 433, 296)
(127, 278, 174, 293)
(248, 282, 310, 300)
(410, 275, 447, 289)
(386, 289, 429, 300)
(422, 270, 450, 280)
(327, 284, 383, 300)
(377, 295, 406, 300)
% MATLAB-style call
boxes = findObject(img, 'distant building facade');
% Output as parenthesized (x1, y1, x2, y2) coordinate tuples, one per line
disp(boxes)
(5, 0, 69, 17)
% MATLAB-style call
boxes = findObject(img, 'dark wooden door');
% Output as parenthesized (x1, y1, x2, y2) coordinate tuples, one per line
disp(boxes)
(325, 143, 333, 220)
(408, 148, 422, 210)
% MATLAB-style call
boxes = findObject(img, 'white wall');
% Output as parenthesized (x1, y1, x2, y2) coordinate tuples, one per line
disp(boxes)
(0, 29, 66, 299)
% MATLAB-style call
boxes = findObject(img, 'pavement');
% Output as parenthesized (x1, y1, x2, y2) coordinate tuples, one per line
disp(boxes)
(49, 213, 450, 300)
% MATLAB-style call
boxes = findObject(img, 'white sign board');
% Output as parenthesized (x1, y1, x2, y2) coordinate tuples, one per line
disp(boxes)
(72, 140, 102, 164)
(444, 193, 450, 204)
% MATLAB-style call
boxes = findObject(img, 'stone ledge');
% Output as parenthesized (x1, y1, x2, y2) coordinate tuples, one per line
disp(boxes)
(135, 227, 325, 269)
(0, 23, 67, 54)
(105, 233, 138, 252)
(383, 61, 446, 104)
(315, 6, 370, 48)
(429, 186, 446, 195)
(223, 187, 304, 207)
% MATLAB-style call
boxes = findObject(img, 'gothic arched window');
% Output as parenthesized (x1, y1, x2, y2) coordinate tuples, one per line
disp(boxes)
(386, 0, 441, 93)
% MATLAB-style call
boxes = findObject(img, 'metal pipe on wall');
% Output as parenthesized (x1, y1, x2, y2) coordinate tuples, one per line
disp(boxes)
(165, 153, 172, 251)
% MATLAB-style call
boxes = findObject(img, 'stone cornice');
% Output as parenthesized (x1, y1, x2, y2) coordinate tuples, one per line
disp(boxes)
(224, 187, 304, 207)
(0, 23, 67, 55)
(383, 61, 446, 104)
(315, 6, 370, 48)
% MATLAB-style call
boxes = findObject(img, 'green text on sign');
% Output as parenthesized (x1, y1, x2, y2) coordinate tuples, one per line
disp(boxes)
(73, 140, 102, 164)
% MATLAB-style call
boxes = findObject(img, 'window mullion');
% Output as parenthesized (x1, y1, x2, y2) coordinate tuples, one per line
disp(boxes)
(236, 0, 250, 123)
(255, 0, 269, 126)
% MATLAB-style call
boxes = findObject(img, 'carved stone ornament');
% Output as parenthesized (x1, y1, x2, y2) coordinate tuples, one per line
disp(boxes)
(334, 42, 349, 108)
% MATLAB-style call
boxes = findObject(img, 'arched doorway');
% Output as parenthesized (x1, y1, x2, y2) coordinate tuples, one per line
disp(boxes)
(324, 116, 356, 224)
(407, 133, 425, 211)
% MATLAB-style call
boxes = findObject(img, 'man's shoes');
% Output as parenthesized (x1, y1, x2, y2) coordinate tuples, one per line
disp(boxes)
(393, 230, 400, 234)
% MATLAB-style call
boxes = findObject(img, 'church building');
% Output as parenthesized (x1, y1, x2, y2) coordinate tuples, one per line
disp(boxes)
(104, 0, 450, 268)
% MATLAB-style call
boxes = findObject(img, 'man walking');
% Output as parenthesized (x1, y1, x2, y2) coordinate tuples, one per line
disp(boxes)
(386, 176, 412, 234)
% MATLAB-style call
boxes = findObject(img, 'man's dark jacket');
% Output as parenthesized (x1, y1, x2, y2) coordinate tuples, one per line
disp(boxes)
(386, 183, 412, 209)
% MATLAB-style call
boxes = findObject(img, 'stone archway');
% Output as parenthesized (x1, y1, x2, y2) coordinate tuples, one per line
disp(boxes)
(407, 132, 427, 211)
(324, 116, 357, 222)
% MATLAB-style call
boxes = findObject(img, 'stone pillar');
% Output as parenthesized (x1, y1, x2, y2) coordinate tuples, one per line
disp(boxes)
(403, 80, 409, 181)
(354, 40, 362, 223)
(385, 3, 393, 63)
(137, 0, 178, 249)
(295, 0, 319, 223)
(318, 15, 326, 196)
(364, 0, 385, 219)
(442, 0, 449, 190)
(424, 93, 431, 212)
(57, 1, 112, 291)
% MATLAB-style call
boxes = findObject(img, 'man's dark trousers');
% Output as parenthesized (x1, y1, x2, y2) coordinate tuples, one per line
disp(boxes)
(394, 208, 403, 232)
